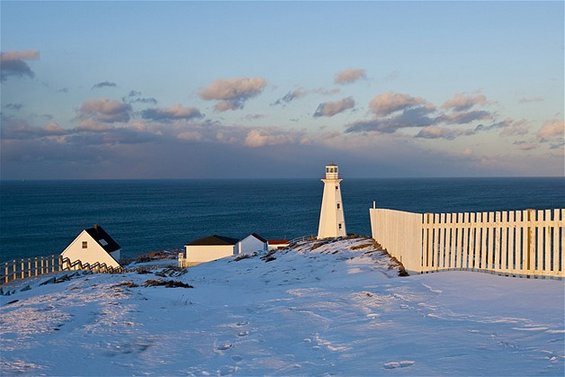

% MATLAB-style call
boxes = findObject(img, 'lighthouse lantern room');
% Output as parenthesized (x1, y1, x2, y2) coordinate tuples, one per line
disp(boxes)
(317, 163, 347, 239)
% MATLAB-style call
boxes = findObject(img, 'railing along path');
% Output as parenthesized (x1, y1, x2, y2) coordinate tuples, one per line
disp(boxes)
(1, 255, 123, 285)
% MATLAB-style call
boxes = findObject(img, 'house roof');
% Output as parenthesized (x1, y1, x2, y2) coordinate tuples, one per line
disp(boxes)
(187, 235, 239, 246)
(249, 233, 267, 243)
(268, 239, 289, 244)
(85, 224, 121, 253)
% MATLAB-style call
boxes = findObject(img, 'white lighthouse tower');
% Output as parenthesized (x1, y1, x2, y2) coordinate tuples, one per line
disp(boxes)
(317, 163, 347, 239)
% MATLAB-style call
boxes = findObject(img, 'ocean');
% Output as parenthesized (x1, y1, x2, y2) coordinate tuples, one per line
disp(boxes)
(1, 178, 564, 262)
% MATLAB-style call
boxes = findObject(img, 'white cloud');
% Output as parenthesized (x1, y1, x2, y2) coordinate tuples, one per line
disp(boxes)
(200, 77, 267, 111)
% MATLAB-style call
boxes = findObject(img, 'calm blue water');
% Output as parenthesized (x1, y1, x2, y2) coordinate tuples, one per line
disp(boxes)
(1, 178, 564, 261)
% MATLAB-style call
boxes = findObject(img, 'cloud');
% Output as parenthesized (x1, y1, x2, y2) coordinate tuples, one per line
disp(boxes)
(1, 117, 67, 140)
(244, 128, 306, 148)
(272, 88, 307, 106)
(91, 81, 117, 90)
(346, 91, 503, 137)
(513, 141, 537, 151)
(346, 106, 436, 133)
(415, 126, 464, 140)
(123, 90, 158, 105)
(0, 49, 40, 82)
(141, 104, 203, 122)
(314, 97, 355, 117)
(519, 96, 544, 104)
(76, 119, 115, 133)
(440, 110, 493, 125)
(442, 93, 488, 112)
(334, 68, 366, 84)
(537, 119, 564, 142)
(4, 103, 23, 111)
(200, 77, 267, 111)
(79, 98, 132, 123)
(369, 92, 433, 117)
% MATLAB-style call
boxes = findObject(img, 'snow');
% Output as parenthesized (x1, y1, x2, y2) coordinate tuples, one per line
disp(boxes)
(1, 237, 563, 376)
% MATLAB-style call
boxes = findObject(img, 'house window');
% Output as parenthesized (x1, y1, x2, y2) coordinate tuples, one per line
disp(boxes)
(338, 223, 342, 229)
(82, 241, 88, 249)
(337, 203, 340, 209)
(335, 186, 338, 190)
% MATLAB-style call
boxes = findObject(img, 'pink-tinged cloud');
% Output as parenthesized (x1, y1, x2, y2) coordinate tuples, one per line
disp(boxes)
(334, 68, 366, 84)
(76, 119, 115, 133)
(79, 98, 132, 123)
(141, 104, 203, 122)
(244, 128, 305, 148)
(0, 50, 40, 62)
(0, 49, 40, 81)
(177, 131, 204, 141)
(537, 119, 564, 142)
(199, 77, 267, 111)
(314, 97, 355, 117)
(442, 93, 488, 112)
(369, 92, 433, 116)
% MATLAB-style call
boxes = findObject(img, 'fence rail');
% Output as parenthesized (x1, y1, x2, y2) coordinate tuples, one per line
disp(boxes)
(1, 255, 123, 285)
(370, 207, 564, 278)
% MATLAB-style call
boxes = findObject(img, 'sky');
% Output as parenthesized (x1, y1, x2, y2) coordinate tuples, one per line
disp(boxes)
(1, 1, 563, 179)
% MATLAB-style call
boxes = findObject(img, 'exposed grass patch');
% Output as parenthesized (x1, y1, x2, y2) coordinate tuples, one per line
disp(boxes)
(143, 279, 193, 288)
(112, 281, 139, 288)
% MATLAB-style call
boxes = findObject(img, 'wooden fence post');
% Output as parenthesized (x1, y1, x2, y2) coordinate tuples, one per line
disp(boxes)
(4, 262, 8, 284)
(527, 209, 534, 273)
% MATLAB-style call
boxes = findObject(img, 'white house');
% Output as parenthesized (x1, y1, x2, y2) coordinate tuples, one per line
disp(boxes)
(60, 224, 121, 269)
(182, 234, 239, 266)
(237, 233, 268, 255)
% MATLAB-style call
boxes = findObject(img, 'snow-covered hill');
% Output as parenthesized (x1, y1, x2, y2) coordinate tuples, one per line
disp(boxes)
(1, 237, 563, 376)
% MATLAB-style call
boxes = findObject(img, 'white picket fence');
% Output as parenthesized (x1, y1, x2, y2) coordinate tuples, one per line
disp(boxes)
(370, 207, 564, 278)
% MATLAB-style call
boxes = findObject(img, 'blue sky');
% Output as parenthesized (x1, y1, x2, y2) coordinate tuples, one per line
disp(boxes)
(1, 1, 563, 179)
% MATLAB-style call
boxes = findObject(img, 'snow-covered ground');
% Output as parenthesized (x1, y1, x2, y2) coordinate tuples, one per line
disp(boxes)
(1, 237, 563, 376)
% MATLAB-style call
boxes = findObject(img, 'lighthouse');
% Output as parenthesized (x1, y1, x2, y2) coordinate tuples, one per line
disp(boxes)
(317, 163, 347, 239)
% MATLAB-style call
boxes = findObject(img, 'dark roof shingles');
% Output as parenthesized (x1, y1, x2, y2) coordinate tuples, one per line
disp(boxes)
(85, 224, 121, 253)
(187, 235, 239, 246)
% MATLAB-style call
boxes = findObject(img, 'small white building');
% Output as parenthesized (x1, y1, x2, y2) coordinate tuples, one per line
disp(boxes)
(182, 234, 239, 265)
(60, 224, 121, 269)
(267, 239, 289, 251)
(237, 233, 268, 255)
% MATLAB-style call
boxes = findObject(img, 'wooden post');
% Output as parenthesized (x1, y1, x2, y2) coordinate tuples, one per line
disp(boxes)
(544, 209, 551, 273)
(494, 211, 501, 271)
(526, 209, 536, 272)
(34, 257, 38, 276)
(4, 262, 8, 284)
(508, 211, 515, 274)
(561, 209, 565, 275)
(468, 212, 476, 270)
(51, 255, 55, 273)
(438, 213, 445, 269)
